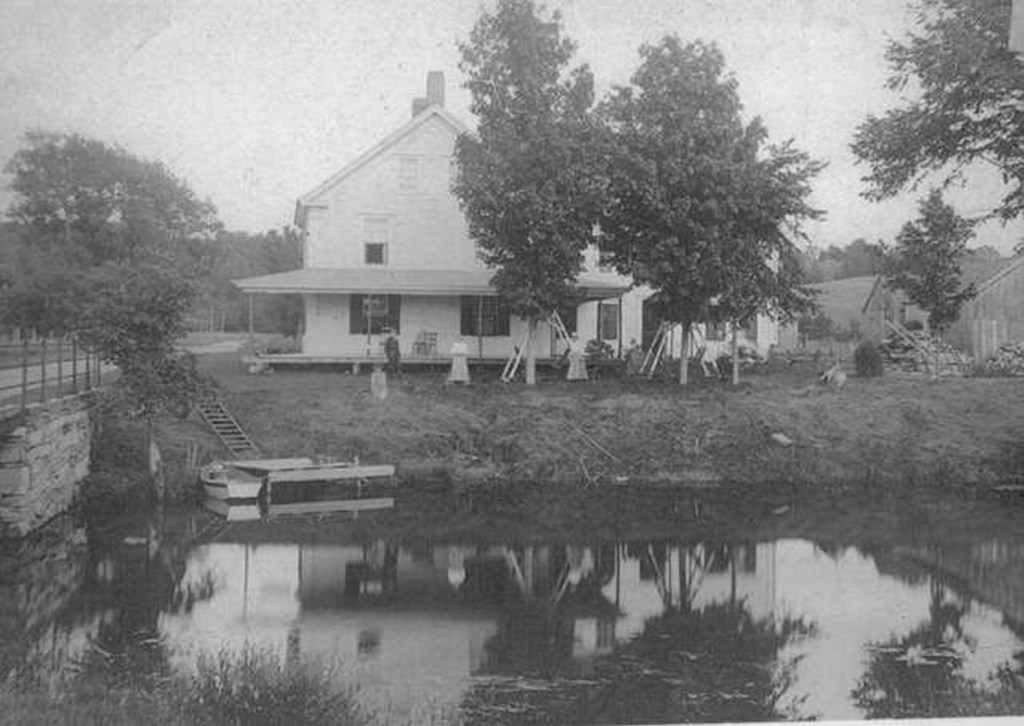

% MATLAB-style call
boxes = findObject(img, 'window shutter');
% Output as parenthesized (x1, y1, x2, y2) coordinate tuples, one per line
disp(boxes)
(387, 295, 401, 333)
(460, 296, 475, 336)
(497, 298, 511, 336)
(350, 294, 364, 334)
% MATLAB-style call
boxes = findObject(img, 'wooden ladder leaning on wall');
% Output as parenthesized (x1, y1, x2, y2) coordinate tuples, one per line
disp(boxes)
(501, 311, 573, 383)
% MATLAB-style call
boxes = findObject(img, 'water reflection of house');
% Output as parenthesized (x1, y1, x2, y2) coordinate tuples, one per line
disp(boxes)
(161, 541, 511, 719)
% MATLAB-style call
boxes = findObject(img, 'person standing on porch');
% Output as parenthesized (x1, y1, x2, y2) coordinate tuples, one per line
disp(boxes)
(566, 333, 588, 382)
(383, 329, 401, 377)
(448, 338, 471, 384)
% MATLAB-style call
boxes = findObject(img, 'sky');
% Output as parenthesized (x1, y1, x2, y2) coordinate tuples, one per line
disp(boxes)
(2, 0, 1023, 255)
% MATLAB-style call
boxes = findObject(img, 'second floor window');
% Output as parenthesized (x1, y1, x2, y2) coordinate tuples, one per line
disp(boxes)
(363, 216, 390, 265)
(705, 321, 727, 341)
(365, 243, 387, 265)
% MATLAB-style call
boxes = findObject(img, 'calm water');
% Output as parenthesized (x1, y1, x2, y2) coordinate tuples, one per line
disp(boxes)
(3, 491, 1024, 724)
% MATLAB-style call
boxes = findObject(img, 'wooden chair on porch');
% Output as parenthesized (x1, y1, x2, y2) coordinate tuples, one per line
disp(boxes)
(412, 331, 438, 357)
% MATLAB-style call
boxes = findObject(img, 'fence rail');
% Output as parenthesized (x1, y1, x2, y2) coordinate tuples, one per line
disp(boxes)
(0, 337, 104, 414)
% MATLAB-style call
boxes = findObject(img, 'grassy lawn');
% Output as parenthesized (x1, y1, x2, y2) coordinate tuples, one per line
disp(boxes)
(162, 349, 1024, 492)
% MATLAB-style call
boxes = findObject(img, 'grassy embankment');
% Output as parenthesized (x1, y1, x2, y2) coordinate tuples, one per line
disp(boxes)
(143, 345, 1024, 497)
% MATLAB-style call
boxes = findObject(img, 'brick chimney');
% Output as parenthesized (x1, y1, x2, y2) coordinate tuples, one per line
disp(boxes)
(426, 71, 444, 106)
(411, 71, 445, 117)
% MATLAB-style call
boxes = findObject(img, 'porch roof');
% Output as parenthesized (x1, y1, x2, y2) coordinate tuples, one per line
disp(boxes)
(233, 268, 629, 300)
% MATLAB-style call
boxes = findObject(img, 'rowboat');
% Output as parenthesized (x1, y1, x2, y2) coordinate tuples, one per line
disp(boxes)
(199, 462, 266, 500)
(198, 457, 316, 500)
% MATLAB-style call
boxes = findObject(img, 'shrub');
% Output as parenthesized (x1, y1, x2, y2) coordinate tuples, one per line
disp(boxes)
(854, 342, 884, 377)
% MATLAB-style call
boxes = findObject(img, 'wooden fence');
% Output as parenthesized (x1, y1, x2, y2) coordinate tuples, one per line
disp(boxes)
(0, 338, 104, 413)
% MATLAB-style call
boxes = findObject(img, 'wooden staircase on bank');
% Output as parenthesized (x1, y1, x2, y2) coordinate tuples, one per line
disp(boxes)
(196, 399, 262, 458)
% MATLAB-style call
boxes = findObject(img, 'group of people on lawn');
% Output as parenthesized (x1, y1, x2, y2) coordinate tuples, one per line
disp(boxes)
(377, 328, 639, 386)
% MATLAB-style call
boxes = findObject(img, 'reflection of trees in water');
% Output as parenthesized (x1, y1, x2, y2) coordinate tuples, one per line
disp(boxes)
(852, 579, 1024, 719)
(461, 540, 815, 725)
(463, 604, 814, 725)
(45, 516, 199, 694)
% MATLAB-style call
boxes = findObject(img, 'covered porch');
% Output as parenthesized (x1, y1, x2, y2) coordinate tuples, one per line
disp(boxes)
(233, 268, 629, 369)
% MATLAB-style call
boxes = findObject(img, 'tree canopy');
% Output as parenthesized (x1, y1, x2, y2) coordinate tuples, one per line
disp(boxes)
(598, 37, 823, 382)
(453, 0, 603, 384)
(194, 228, 303, 336)
(3, 131, 220, 419)
(852, 0, 1024, 223)
(6, 130, 219, 266)
(883, 189, 977, 333)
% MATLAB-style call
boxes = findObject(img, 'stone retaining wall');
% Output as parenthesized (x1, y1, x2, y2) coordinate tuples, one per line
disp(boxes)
(0, 395, 92, 538)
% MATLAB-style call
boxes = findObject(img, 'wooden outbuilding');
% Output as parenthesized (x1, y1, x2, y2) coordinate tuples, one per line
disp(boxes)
(861, 254, 1024, 360)
(945, 254, 1024, 360)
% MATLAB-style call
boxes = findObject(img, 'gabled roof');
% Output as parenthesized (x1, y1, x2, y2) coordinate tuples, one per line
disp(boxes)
(970, 253, 1024, 296)
(294, 105, 471, 225)
(233, 268, 628, 301)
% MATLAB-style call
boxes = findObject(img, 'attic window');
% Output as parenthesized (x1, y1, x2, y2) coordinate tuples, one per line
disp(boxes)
(398, 156, 419, 190)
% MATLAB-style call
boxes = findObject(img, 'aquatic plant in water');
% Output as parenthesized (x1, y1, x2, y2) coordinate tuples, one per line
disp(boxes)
(181, 645, 366, 726)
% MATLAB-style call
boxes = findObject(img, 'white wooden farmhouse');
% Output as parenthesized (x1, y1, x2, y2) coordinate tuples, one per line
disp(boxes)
(235, 73, 777, 369)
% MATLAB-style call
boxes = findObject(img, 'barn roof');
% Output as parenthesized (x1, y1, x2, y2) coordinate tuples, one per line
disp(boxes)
(860, 252, 1024, 313)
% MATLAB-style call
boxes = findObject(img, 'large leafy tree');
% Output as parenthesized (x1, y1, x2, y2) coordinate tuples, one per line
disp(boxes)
(883, 189, 977, 334)
(453, 0, 603, 385)
(4, 131, 220, 455)
(6, 131, 218, 267)
(852, 0, 1024, 224)
(598, 37, 822, 384)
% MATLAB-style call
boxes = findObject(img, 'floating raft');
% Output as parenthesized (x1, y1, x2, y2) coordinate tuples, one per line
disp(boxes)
(265, 462, 396, 506)
(199, 457, 396, 504)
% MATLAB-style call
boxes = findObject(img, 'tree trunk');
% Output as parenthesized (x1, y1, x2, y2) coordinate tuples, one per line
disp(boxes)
(732, 323, 740, 386)
(525, 317, 538, 386)
(146, 416, 165, 501)
(678, 323, 690, 385)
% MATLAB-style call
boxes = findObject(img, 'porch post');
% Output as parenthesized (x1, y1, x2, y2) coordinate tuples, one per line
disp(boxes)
(247, 293, 255, 347)
(477, 296, 483, 360)
(617, 295, 623, 357)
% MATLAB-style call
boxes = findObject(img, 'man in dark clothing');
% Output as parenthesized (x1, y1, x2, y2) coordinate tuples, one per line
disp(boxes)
(383, 329, 401, 377)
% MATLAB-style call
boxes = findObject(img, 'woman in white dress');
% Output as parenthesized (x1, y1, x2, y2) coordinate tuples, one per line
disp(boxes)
(566, 333, 588, 381)
(448, 338, 471, 384)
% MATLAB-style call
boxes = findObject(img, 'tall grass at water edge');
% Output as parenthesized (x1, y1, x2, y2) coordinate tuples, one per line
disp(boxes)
(0, 645, 372, 726)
